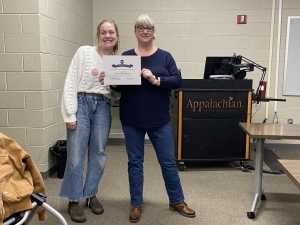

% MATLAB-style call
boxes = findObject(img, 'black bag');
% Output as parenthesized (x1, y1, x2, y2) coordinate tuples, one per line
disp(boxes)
(50, 140, 67, 156)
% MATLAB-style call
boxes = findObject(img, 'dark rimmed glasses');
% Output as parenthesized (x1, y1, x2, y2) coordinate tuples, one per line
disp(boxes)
(136, 26, 154, 32)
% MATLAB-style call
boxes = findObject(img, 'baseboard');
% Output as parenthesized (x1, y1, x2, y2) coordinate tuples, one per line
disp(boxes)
(41, 165, 57, 180)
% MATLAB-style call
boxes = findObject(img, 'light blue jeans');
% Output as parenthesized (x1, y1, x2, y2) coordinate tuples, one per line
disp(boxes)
(122, 122, 184, 207)
(59, 93, 111, 202)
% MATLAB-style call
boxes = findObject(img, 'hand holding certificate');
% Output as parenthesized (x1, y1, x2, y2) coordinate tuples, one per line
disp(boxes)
(103, 55, 141, 85)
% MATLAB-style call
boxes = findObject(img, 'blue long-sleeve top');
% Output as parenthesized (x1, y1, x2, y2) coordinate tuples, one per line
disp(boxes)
(113, 48, 181, 128)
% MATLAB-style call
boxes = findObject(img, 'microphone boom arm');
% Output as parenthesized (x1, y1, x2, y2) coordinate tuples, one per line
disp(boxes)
(236, 55, 267, 73)
(232, 54, 267, 102)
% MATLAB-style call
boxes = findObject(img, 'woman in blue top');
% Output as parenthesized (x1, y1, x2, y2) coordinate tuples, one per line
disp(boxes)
(100, 14, 195, 223)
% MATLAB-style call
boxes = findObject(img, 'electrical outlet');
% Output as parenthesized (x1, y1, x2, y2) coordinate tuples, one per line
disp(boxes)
(288, 119, 293, 124)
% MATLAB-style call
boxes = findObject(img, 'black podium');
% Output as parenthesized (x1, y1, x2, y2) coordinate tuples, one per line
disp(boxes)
(170, 79, 253, 170)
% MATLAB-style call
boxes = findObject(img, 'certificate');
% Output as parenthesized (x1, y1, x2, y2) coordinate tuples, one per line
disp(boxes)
(103, 55, 141, 85)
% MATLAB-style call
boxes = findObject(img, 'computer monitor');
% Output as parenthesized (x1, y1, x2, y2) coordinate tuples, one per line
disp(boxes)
(203, 56, 241, 79)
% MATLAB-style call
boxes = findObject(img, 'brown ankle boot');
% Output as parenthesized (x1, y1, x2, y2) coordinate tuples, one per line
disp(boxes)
(129, 206, 142, 223)
(169, 201, 196, 218)
(68, 201, 86, 223)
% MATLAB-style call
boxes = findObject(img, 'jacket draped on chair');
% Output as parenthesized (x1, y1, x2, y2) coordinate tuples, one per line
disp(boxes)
(0, 132, 47, 224)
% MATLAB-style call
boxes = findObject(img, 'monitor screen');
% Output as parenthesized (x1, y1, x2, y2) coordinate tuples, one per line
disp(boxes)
(203, 56, 241, 79)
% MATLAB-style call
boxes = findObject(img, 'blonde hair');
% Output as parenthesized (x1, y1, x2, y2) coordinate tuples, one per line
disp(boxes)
(96, 19, 120, 54)
(134, 14, 155, 40)
(135, 14, 155, 28)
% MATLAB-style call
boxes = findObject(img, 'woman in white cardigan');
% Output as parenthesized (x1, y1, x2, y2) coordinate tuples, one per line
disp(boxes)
(59, 19, 120, 223)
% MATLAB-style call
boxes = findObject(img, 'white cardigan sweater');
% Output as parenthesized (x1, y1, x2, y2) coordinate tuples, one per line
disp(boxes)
(61, 45, 118, 122)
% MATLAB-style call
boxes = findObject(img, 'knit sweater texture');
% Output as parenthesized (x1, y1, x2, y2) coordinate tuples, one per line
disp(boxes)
(61, 45, 119, 122)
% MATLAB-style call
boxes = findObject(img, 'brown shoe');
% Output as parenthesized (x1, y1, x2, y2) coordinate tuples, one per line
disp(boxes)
(169, 201, 195, 218)
(129, 206, 142, 223)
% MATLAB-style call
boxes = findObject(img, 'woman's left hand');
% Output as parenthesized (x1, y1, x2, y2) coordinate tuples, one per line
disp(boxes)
(66, 121, 76, 130)
(141, 68, 156, 83)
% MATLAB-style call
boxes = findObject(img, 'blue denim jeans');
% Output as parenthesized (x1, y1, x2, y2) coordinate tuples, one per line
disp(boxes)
(122, 122, 184, 207)
(59, 93, 111, 202)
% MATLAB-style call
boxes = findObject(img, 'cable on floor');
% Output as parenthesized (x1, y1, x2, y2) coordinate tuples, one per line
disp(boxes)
(240, 161, 284, 174)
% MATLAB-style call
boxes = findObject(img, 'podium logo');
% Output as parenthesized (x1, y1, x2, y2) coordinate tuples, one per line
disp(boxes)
(186, 96, 243, 112)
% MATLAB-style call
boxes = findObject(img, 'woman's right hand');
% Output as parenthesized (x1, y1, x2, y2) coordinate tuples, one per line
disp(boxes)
(66, 122, 76, 130)
(99, 71, 117, 88)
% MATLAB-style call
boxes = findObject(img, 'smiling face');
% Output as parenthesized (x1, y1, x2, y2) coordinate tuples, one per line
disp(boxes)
(97, 20, 119, 53)
(134, 14, 155, 44)
(134, 25, 155, 44)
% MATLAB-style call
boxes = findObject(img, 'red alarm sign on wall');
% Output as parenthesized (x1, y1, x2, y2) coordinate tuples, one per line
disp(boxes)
(237, 15, 247, 24)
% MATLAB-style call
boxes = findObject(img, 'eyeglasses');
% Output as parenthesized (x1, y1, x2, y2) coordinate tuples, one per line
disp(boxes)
(136, 26, 154, 32)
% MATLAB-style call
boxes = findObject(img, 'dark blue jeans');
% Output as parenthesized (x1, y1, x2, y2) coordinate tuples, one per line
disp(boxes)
(122, 122, 184, 207)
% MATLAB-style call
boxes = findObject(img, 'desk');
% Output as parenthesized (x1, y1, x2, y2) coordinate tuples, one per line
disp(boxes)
(278, 159, 300, 190)
(239, 122, 300, 219)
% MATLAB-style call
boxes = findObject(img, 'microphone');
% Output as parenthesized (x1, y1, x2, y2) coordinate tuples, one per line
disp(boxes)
(219, 59, 230, 75)
(222, 59, 230, 65)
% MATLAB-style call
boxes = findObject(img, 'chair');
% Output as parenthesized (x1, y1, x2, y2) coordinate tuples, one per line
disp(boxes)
(3, 193, 67, 225)
(0, 132, 67, 225)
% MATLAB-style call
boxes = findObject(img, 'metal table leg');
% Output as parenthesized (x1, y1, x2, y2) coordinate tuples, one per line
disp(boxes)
(247, 138, 265, 219)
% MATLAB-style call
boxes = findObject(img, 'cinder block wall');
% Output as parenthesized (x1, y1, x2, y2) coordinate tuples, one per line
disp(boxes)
(94, 0, 300, 144)
(0, 0, 94, 176)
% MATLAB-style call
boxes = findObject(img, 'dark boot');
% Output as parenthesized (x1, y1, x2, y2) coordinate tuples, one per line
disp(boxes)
(68, 201, 86, 223)
(86, 196, 104, 215)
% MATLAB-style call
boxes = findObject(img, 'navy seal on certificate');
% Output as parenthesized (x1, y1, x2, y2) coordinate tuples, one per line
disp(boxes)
(103, 55, 141, 85)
